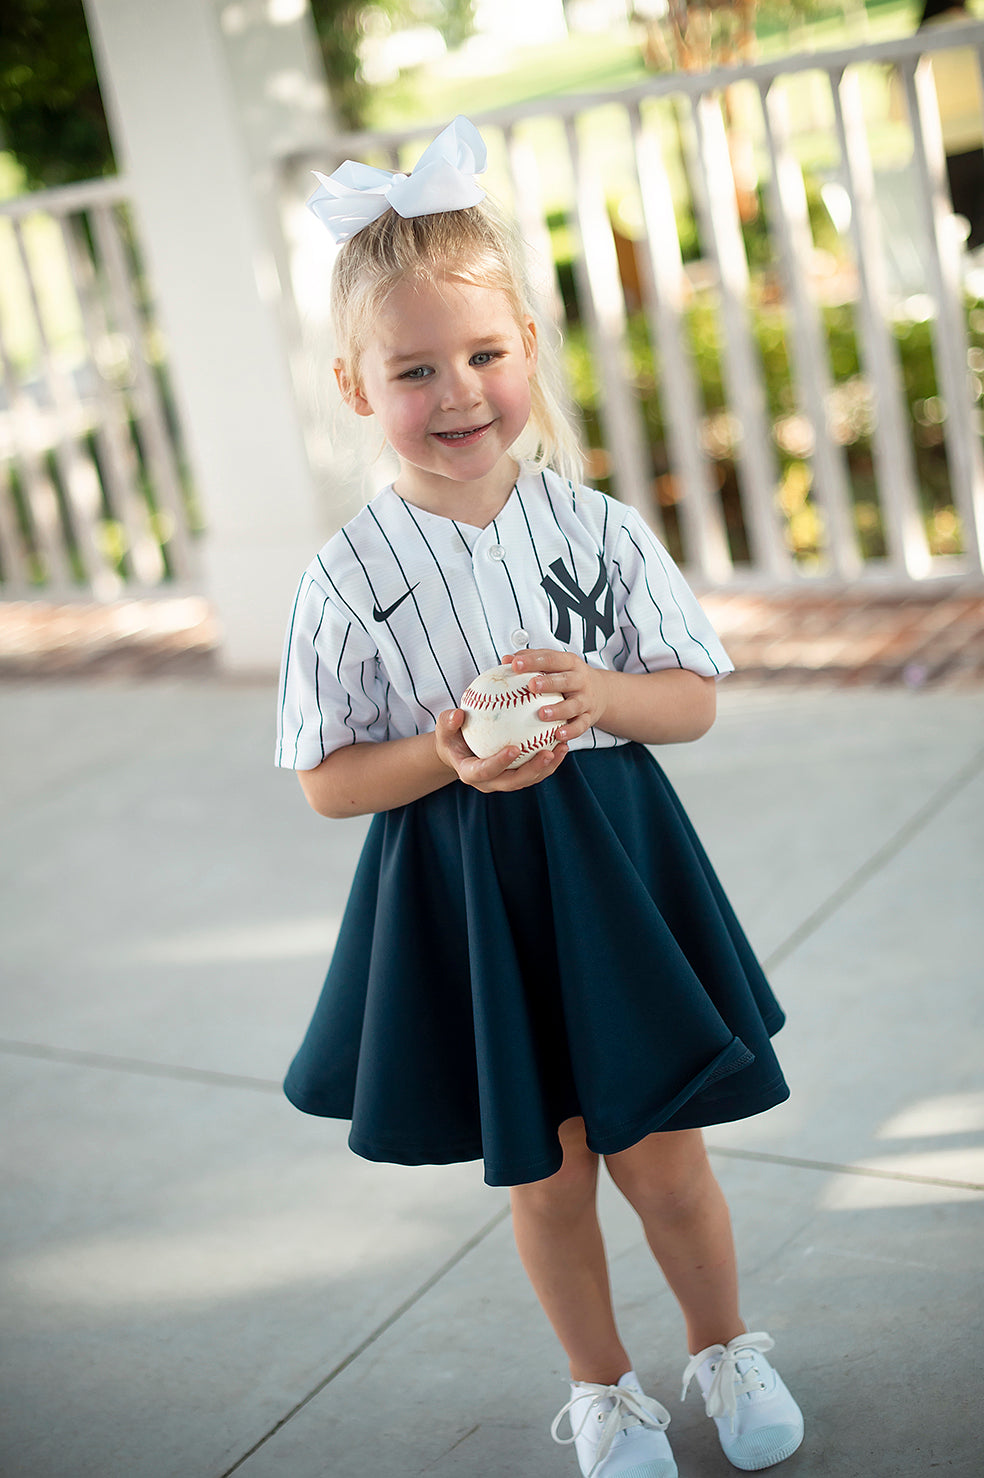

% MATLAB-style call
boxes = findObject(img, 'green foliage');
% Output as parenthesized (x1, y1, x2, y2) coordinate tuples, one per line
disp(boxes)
(418, 0, 476, 49)
(551, 149, 978, 567)
(308, 1, 399, 131)
(561, 284, 978, 566)
(0, 0, 474, 183)
(309, 0, 476, 131)
(0, 0, 115, 189)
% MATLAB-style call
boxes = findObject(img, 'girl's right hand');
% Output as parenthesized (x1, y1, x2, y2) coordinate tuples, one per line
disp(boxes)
(435, 708, 568, 792)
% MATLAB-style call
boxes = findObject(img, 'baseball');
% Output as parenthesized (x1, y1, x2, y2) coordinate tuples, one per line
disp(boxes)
(459, 664, 564, 769)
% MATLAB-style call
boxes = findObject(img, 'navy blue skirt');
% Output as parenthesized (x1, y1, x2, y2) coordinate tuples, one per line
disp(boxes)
(284, 744, 789, 1186)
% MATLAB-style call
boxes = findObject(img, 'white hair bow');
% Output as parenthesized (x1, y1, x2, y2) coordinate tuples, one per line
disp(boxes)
(307, 115, 487, 246)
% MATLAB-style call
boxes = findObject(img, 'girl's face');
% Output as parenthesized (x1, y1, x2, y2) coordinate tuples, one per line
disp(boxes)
(336, 274, 537, 518)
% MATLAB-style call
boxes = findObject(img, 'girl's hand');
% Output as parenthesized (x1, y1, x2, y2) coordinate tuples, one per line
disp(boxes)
(502, 648, 608, 744)
(434, 706, 568, 792)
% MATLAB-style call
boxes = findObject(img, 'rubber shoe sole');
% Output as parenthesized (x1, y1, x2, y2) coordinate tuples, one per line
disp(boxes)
(605, 1462, 677, 1478)
(719, 1420, 805, 1471)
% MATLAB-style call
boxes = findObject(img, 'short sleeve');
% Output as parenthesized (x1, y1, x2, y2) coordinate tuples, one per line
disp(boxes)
(275, 571, 387, 769)
(611, 507, 734, 678)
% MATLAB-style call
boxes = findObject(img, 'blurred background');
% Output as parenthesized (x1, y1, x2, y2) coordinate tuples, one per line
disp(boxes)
(1, 0, 983, 679)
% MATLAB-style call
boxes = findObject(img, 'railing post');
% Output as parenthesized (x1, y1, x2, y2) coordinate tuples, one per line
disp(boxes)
(563, 113, 660, 524)
(830, 63, 931, 577)
(60, 213, 166, 589)
(504, 124, 566, 328)
(629, 101, 732, 582)
(687, 89, 791, 577)
(759, 78, 861, 579)
(88, 205, 196, 583)
(902, 55, 984, 576)
(0, 268, 77, 591)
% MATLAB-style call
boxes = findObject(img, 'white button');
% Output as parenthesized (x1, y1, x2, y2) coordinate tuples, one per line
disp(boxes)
(510, 628, 529, 648)
(488, 544, 505, 561)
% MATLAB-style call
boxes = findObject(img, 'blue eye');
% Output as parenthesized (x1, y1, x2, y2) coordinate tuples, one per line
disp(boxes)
(400, 365, 432, 381)
(471, 351, 500, 366)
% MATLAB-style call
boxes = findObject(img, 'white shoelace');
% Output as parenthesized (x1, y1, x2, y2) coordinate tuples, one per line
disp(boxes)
(551, 1382, 671, 1476)
(680, 1332, 775, 1431)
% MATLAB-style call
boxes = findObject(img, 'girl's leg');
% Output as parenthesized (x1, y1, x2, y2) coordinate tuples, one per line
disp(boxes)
(509, 1117, 631, 1384)
(604, 1128, 745, 1355)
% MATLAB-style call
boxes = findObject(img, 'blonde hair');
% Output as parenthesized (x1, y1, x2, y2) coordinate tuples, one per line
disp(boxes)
(330, 199, 583, 484)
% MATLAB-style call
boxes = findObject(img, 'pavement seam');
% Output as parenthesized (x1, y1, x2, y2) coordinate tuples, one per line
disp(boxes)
(215, 1203, 512, 1477)
(420, 1424, 483, 1472)
(0, 1037, 283, 1093)
(706, 1143, 984, 1192)
(763, 741, 984, 974)
(8, 1039, 972, 1184)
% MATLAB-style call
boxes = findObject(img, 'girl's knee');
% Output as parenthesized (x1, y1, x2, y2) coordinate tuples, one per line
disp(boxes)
(510, 1118, 598, 1217)
(605, 1129, 716, 1219)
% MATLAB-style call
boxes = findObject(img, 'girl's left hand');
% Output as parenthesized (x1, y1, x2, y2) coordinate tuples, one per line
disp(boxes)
(502, 649, 609, 744)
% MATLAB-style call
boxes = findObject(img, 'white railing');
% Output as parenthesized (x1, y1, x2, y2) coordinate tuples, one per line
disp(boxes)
(283, 22, 984, 589)
(3, 26, 983, 601)
(0, 175, 198, 599)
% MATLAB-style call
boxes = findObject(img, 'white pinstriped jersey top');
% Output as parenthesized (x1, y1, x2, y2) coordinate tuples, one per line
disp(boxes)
(275, 468, 733, 771)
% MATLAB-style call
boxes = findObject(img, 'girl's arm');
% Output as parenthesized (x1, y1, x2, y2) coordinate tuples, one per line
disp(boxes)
(297, 709, 568, 818)
(298, 651, 713, 820)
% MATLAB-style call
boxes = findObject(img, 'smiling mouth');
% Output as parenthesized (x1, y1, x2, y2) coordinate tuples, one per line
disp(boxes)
(432, 422, 493, 444)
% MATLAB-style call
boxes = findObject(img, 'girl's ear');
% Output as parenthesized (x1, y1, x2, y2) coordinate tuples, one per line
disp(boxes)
(523, 318, 538, 377)
(334, 359, 374, 418)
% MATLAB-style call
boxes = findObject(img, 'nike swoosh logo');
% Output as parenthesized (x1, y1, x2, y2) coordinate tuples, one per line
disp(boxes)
(372, 585, 419, 622)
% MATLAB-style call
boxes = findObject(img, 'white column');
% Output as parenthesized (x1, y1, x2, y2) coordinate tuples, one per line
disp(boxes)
(82, 0, 335, 672)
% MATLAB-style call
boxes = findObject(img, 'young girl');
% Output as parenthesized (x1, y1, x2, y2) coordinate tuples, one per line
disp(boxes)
(276, 117, 804, 1478)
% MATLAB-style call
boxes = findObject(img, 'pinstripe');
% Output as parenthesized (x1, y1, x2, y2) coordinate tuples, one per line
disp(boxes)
(335, 622, 359, 746)
(451, 518, 498, 654)
(618, 529, 683, 668)
(368, 504, 456, 706)
(401, 500, 482, 675)
(306, 591, 331, 762)
(599, 500, 634, 667)
(343, 525, 434, 726)
(315, 553, 373, 638)
(358, 659, 382, 729)
(491, 514, 525, 627)
(541, 469, 578, 575)
(277, 573, 307, 766)
(450, 520, 475, 554)
(514, 484, 544, 580)
(610, 555, 653, 672)
(276, 470, 731, 768)
(631, 520, 722, 674)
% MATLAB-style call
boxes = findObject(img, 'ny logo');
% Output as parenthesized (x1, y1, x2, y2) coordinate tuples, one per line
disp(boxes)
(540, 555, 615, 653)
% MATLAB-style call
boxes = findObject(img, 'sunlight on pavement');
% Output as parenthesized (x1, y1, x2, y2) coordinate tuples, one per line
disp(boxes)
(118, 916, 343, 965)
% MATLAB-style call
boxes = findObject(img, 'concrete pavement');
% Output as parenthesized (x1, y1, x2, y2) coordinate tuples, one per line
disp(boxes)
(1, 675, 981, 1477)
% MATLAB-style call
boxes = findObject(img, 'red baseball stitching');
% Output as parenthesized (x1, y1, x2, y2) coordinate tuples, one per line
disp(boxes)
(515, 725, 563, 755)
(461, 682, 538, 711)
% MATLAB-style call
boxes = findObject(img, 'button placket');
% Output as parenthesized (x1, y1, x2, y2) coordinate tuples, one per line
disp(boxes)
(472, 531, 525, 660)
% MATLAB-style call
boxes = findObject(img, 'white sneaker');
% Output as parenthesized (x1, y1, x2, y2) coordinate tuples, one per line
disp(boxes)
(551, 1370, 678, 1478)
(681, 1333, 804, 1471)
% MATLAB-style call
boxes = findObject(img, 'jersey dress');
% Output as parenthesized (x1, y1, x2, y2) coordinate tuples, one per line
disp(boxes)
(276, 469, 789, 1186)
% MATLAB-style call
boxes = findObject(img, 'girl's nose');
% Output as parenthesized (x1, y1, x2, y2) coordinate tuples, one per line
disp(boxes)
(441, 363, 482, 410)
